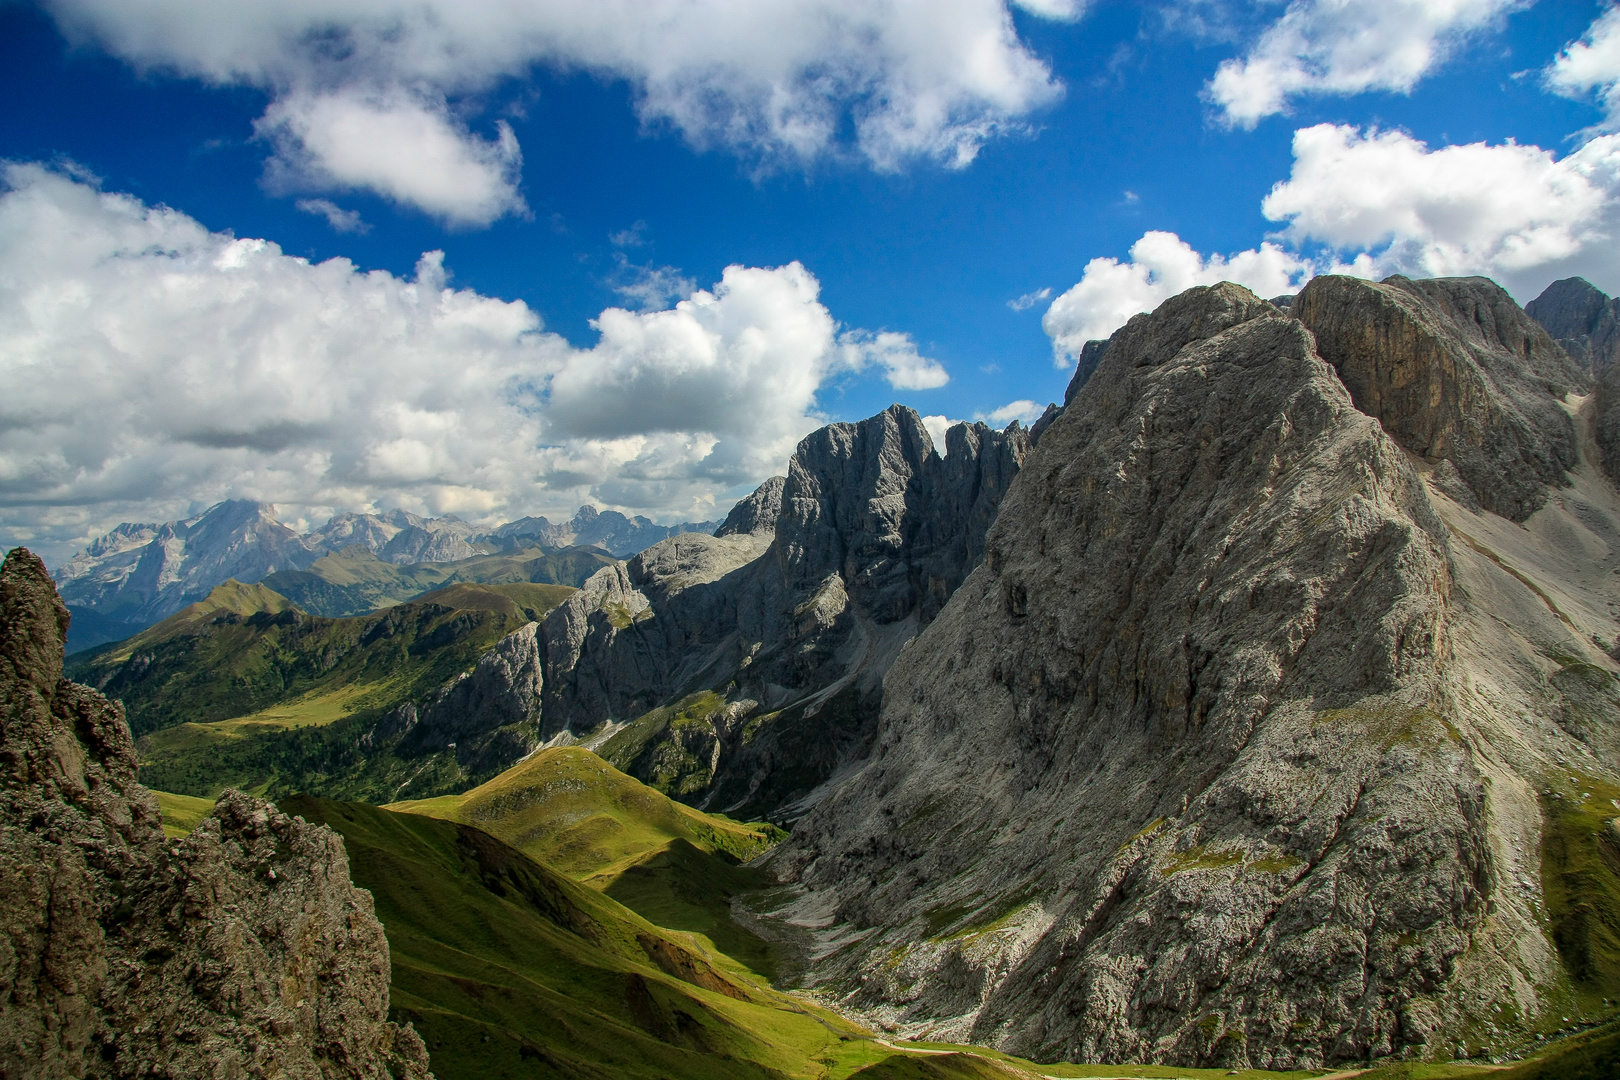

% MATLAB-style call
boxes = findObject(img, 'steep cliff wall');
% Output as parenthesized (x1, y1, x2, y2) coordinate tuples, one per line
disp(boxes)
(767, 282, 1620, 1070)
(535, 408, 1031, 818)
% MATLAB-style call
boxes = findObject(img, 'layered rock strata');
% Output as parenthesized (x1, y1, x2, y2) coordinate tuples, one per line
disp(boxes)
(1294, 275, 1586, 521)
(767, 282, 1620, 1070)
(0, 547, 431, 1080)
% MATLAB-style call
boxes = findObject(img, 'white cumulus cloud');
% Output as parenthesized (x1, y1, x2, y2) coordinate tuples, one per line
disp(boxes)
(1007, 286, 1051, 311)
(295, 198, 369, 235)
(976, 399, 1044, 427)
(1041, 231, 1310, 363)
(42, 0, 1072, 222)
(1207, 0, 1523, 128)
(0, 164, 937, 559)
(1547, 4, 1620, 130)
(1263, 123, 1620, 296)
(1040, 121, 1620, 357)
(261, 89, 524, 227)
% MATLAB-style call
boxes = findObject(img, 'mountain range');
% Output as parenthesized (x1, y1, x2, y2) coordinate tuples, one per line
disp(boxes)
(8, 272, 1620, 1077)
(51, 501, 713, 648)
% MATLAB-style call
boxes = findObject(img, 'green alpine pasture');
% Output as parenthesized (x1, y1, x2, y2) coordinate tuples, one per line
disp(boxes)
(390, 746, 788, 979)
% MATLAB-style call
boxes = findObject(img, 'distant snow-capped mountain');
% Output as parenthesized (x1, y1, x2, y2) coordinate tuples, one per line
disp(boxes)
(54, 500, 717, 641)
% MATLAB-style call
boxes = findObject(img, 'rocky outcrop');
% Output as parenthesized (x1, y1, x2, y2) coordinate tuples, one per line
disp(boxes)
(1295, 274, 1586, 521)
(384, 621, 546, 779)
(715, 476, 785, 537)
(56, 501, 320, 629)
(765, 282, 1620, 1069)
(1526, 276, 1620, 375)
(0, 547, 431, 1080)
(1524, 277, 1620, 485)
(533, 409, 1031, 819)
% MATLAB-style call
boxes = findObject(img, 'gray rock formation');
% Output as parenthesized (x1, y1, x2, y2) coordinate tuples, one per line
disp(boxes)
(1295, 274, 1586, 522)
(1526, 276, 1620, 374)
(532, 407, 1031, 819)
(715, 476, 786, 537)
(0, 547, 431, 1079)
(382, 621, 546, 779)
(764, 282, 1620, 1070)
(1523, 277, 1620, 486)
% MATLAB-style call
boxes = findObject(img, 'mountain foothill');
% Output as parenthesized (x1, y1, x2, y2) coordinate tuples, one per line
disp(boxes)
(6, 274, 1620, 1079)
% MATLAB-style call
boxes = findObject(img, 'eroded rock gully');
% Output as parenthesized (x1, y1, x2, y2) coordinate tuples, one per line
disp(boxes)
(0, 547, 431, 1079)
(766, 281, 1620, 1070)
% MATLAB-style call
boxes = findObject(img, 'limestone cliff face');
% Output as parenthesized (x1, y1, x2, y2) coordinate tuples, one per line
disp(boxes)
(1526, 276, 1620, 375)
(534, 407, 1031, 818)
(1295, 274, 1586, 522)
(716, 476, 786, 537)
(766, 283, 1620, 1069)
(1523, 277, 1620, 486)
(383, 621, 546, 780)
(0, 547, 431, 1080)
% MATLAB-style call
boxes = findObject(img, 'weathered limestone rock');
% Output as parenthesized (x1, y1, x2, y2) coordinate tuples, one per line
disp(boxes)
(1295, 274, 1586, 521)
(766, 282, 1619, 1070)
(534, 411, 1030, 818)
(716, 476, 786, 537)
(386, 621, 546, 778)
(0, 547, 431, 1080)
(1527, 276, 1620, 375)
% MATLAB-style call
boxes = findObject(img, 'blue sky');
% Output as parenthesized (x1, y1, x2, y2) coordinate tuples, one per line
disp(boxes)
(3, 1, 1619, 561)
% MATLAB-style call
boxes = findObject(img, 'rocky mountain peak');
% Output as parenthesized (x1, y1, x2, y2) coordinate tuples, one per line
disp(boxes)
(765, 277, 1618, 1069)
(0, 546, 432, 1079)
(1295, 273, 1584, 521)
(1527, 275, 1620, 374)
(715, 475, 786, 537)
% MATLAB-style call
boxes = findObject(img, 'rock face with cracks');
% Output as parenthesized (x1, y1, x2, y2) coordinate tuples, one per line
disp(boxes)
(0, 546, 432, 1080)
(535, 406, 1031, 819)
(767, 282, 1620, 1070)
(1294, 274, 1586, 522)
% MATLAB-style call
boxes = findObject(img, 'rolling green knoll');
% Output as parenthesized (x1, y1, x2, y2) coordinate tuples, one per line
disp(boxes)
(263, 544, 613, 617)
(278, 795, 870, 1080)
(389, 746, 788, 978)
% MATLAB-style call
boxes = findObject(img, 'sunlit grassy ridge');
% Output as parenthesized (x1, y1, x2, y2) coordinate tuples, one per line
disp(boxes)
(390, 747, 780, 875)
(390, 746, 789, 978)
(71, 580, 563, 738)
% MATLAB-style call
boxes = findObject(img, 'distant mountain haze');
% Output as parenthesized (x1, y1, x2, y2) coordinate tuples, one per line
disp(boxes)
(52, 499, 715, 648)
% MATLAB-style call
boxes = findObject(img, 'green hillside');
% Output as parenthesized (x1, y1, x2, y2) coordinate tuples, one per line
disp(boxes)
(390, 747, 788, 977)
(70, 580, 572, 801)
(264, 544, 613, 617)
(70, 579, 567, 738)
(279, 795, 870, 1080)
